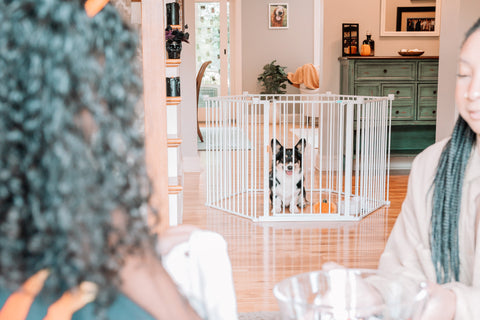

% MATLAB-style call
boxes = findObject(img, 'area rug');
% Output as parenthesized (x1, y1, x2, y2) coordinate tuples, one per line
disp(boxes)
(238, 311, 280, 320)
(197, 127, 252, 151)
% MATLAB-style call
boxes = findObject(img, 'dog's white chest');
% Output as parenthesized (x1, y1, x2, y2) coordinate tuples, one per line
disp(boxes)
(273, 171, 301, 203)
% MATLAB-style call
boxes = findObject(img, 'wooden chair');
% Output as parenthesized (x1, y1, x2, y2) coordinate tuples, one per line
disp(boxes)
(196, 61, 212, 142)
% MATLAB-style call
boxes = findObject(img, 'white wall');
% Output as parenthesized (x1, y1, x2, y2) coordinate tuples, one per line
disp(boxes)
(241, 0, 314, 94)
(180, 0, 202, 172)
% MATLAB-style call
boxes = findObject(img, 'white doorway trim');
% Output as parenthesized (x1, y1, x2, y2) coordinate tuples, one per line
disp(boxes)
(314, 0, 324, 90)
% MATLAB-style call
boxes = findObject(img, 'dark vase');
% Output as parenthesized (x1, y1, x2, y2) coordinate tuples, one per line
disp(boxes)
(166, 40, 182, 59)
(166, 3, 180, 26)
(166, 77, 181, 97)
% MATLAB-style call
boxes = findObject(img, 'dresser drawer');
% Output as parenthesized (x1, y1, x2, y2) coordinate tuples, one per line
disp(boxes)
(418, 84, 438, 102)
(356, 61, 416, 80)
(382, 84, 415, 103)
(418, 61, 439, 81)
(417, 105, 437, 120)
(355, 83, 380, 96)
(392, 105, 415, 120)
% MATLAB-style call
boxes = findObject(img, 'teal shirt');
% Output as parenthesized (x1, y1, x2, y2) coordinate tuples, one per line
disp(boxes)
(0, 289, 156, 320)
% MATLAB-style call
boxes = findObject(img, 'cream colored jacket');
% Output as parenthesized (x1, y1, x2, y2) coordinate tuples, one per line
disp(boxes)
(378, 138, 480, 319)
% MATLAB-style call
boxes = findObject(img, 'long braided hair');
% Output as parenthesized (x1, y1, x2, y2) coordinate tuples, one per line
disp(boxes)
(0, 0, 156, 317)
(430, 18, 480, 283)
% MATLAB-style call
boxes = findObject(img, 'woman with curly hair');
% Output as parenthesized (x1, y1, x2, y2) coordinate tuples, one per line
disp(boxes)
(378, 18, 480, 319)
(0, 0, 201, 319)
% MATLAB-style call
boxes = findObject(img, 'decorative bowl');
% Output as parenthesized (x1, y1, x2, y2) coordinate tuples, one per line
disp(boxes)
(398, 50, 425, 56)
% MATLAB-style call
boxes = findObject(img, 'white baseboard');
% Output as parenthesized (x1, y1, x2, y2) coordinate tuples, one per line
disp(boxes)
(183, 155, 203, 173)
(390, 155, 415, 171)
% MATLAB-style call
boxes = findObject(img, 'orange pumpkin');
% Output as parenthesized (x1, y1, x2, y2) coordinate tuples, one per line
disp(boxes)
(313, 199, 337, 213)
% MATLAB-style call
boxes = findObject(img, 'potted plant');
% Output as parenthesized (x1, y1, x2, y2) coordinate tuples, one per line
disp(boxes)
(165, 25, 190, 59)
(257, 60, 288, 94)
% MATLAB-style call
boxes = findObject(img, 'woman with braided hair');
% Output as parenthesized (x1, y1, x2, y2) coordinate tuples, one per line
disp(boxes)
(378, 18, 480, 319)
(0, 0, 204, 319)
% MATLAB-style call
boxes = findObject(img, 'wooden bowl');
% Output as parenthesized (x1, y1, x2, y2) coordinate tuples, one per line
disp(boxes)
(398, 51, 425, 56)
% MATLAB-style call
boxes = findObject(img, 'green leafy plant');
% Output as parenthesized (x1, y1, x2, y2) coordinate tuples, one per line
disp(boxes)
(257, 60, 288, 94)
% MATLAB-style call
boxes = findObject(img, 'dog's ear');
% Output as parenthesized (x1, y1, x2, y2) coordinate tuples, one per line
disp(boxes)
(295, 138, 306, 153)
(271, 139, 283, 154)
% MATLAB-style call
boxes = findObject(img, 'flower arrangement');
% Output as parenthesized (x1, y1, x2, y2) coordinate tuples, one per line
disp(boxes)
(165, 25, 190, 43)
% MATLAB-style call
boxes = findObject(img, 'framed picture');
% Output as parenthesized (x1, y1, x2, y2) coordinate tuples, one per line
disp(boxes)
(269, 3, 288, 29)
(396, 7, 436, 32)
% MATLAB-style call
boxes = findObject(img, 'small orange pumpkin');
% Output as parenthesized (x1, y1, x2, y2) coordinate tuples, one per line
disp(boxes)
(313, 199, 337, 213)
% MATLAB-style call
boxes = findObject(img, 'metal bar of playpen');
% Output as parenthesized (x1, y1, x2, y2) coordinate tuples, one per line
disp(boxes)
(355, 101, 361, 198)
(292, 100, 296, 213)
(378, 99, 385, 205)
(337, 101, 345, 215)
(263, 100, 270, 219)
(216, 99, 221, 206)
(237, 98, 242, 215)
(217, 99, 222, 209)
(344, 100, 355, 216)
(210, 99, 215, 205)
(271, 100, 277, 216)
(253, 101, 258, 219)
(328, 100, 335, 213)
(373, 100, 379, 207)
(359, 99, 366, 213)
(365, 100, 373, 213)
(373, 100, 380, 208)
(282, 100, 287, 215)
(243, 98, 248, 215)
(227, 100, 232, 213)
(206, 99, 210, 205)
(372, 100, 380, 210)
(308, 101, 314, 206)
(381, 99, 388, 204)
(318, 102, 324, 203)
(378, 99, 386, 204)
(386, 95, 393, 204)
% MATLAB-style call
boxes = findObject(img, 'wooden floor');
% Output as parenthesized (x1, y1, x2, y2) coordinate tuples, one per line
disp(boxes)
(182, 152, 409, 313)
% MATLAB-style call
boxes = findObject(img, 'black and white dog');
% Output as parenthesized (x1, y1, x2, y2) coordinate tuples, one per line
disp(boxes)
(269, 138, 307, 213)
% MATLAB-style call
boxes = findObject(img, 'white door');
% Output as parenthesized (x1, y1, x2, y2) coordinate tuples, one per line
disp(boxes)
(195, 0, 230, 121)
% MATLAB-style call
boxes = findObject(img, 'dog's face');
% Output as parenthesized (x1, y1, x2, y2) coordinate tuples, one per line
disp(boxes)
(271, 139, 306, 176)
(273, 6, 285, 21)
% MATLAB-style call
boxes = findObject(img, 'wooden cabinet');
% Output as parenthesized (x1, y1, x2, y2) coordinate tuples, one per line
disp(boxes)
(339, 56, 438, 155)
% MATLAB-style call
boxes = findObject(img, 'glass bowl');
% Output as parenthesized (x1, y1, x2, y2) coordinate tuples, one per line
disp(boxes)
(273, 268, 427, 320)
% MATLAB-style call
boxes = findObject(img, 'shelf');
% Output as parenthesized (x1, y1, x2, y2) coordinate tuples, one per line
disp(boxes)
(166, 59, 181, 67)
(166, 96, 182, 105)
(167, 138, 182, 147)
(168, 185, 183, 195)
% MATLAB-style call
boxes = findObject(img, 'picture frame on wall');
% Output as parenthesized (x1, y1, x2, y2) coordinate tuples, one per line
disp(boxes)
(269, 3, 288, 29)
(396, 7, 436, 32)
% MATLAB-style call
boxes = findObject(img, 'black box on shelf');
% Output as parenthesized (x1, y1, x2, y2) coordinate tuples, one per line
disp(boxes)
(342, 23, 359, 57)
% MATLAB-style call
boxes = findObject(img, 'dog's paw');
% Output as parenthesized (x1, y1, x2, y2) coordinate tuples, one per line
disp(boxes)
(289, 204, 299, 213)
(271, 206, 282, 214)
(297, 198, 308, 209)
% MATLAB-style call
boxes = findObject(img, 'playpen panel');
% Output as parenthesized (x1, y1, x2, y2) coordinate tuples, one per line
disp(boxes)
(205, 94, 392, 222)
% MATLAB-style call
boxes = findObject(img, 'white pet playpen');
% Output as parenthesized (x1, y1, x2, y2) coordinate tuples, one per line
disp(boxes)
(204, 93, 393, 221)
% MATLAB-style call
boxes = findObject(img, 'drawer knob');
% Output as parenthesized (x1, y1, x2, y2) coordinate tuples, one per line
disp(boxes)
(383, 69, 388, 73)
(395, 110, 400, 114)
(433, 90, 437, 94)
(396, 90, 400, 95)
(432, 110, 436, 114)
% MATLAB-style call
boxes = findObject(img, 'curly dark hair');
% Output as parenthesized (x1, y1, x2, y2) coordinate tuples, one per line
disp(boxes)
(0, 0, 157, 316)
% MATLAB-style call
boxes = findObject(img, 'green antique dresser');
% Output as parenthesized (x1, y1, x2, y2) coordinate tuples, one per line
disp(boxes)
(339, 56, 439, 155)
